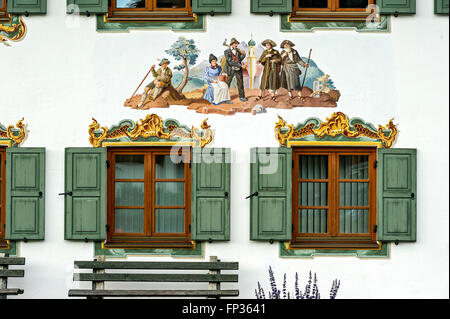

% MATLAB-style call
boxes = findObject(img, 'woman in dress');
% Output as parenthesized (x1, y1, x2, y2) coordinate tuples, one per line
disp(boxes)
(204, 54, 232, 105)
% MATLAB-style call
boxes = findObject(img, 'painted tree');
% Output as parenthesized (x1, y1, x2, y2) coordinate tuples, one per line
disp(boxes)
(165, 37, 200, 93)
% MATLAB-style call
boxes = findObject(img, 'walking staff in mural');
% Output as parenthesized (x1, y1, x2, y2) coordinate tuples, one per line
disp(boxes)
(256, 39, 282, 102)
(280, 40, 310, 100)
(204, 54, 232, 105)
(224, 38, 248, 102)
(138, 58, 173, 108)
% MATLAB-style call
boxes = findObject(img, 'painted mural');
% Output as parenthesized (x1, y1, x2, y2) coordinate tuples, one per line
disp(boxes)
(124, 36, 340, 115)
(0, 16, 26, 46)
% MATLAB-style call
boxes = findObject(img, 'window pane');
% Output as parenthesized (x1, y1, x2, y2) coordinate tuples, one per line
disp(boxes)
(115, 209, 144, 233)
(298, 0, 329, 8)
(299, 209, 328, 233)
(339, 155, 368, 179)
(339, 209, 369, 233)
(116, 0, 145, 8)
(115, 155, 145, 179)
(155, 209, 185, 233)
(156, 0, 186, 8)
(339, 182, 369, 206)
(155, 155, 185, 179)
(115, 182, 144, 206)
(299, 182, 328, 206)
(339, 0, 369, 8)
(155, 182, 184, 206)
(299, 155, 328, 179)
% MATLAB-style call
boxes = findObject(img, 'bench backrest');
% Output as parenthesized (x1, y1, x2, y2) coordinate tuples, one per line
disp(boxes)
(0, 255, 25, 279)
(73, 256, 238, 284)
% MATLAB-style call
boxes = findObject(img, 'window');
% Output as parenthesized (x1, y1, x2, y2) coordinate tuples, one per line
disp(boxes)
(106, 147, 192, 247)
(107, 0, 194, 21)
(0, 0, 8, 22)
(291, 147, 378, 249)
(0, 147, 5, 247)
(292, 0, 377, 21)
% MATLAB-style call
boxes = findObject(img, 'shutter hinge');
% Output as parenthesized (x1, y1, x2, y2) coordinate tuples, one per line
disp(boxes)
(292, 160, 295, 168)
(373, 225, 378, 233)
(189, 225, 191, 232)
(374, 160, 378, 169)
(106, 225, 110, 233)
(106, 160, 111, 168)
(108, 0, 112, 7)
(292, 224, 294, 232)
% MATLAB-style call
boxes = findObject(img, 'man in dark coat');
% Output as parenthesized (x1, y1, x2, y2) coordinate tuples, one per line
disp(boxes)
(224, 38, 248, 102)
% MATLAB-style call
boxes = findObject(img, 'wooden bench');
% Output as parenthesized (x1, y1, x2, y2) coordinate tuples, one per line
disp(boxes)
(69, 256, 239, 299)
(0, 253, 25, 299)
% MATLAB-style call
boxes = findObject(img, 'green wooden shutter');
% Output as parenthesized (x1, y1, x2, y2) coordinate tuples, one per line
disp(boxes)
(378, 0, 416, 15)
(192, 0, 231, 14)
(435, 0, 449, 14)
(7, 0, 47, 14)
(251, 0, 292, 14)
(191, 148, 231, 241)
(250, 148, 292, 241)
(377, 148, 417, 242)
(65, 148, 106, 241)
(6, 148, 45, 240)
(66, 0, 108, 14)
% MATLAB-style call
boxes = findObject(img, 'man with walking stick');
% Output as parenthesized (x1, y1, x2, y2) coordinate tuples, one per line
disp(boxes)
(136, 58, 173, 108)
(280, 41, 310, 100)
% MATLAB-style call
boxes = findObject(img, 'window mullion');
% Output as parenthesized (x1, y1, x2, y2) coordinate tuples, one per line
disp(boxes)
(149, 0, 154, 10)
(145, 152, 153, 237)
(331, 0, 337, 11)
(331, 152, 339, 237)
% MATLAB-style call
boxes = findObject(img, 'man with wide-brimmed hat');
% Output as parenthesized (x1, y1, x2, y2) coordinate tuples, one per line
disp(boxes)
(280, 40, 309, 100)
(224, 37, 248, 102)
(256, 39, 282, 102)
(138, 58, 173, 108)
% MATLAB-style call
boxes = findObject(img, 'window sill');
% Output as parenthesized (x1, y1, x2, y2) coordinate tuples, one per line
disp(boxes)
(291, 11, 374, 22)
(106, 11, 195, 22)
(280, 241, 389, 258)
(104, 240, 195, 250)
(280, 14, 391, 33)
(95, 241, 203, 258)
(96, 14, 205, 32)
(290, 240, 380, 250)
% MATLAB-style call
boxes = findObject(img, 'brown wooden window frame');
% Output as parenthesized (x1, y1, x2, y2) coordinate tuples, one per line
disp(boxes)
(291, 0, 377, 21)
(291, 147, 378, 249)
(0, 0, 9, 22)
(0, 147, 6, 248)
(107, 0, 195, 22)
(106, 147, 192, 249)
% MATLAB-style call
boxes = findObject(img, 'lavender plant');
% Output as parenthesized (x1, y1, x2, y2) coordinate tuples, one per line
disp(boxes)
(255, 267, 341, 299)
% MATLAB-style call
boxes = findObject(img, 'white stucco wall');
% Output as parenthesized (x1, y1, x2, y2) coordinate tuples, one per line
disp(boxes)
(0, 0, 448, 299)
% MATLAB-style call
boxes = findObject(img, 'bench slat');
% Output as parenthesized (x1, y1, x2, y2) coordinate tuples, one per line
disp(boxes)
(74, 261, 238, 270)
(0, 288, 24, 295)
(0, 270, 25, 277)
(68, 289, 239, 297)
(0, 258, 26, 266)
(74, 273, 238, 283)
